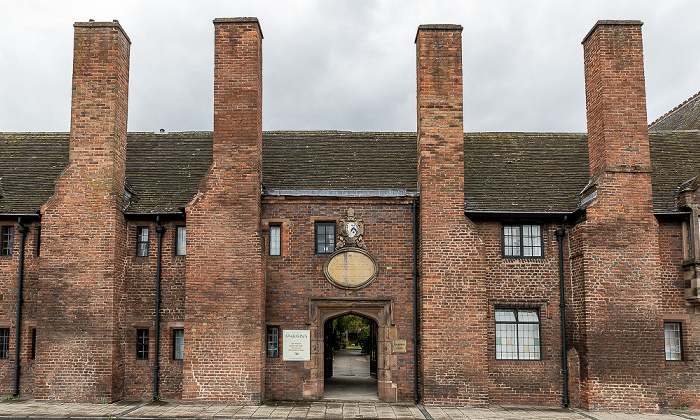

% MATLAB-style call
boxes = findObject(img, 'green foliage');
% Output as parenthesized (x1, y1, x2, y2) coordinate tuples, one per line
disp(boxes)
(357, 325, 371, 354)
(328, 314, 371, 351)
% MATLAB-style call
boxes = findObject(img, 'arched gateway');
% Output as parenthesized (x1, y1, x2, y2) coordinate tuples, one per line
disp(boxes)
(307, 298, 398, 402)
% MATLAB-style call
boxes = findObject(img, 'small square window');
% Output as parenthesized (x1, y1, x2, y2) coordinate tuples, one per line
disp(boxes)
(176, 226, 186, 256)
(502, 224, 542, 258)
(664, 322, 682, 361)
(1, 226, 13, 257)
(0, 328, 9, 359)
(136, 329, 149, 360)
(315, 222, 335, 254)
(269, 225, 281, 256)
(173, 329, 184, 360)
(267, 326, 279, 358)
(495, 308, 541, 360)
(136, 227, 149, 257)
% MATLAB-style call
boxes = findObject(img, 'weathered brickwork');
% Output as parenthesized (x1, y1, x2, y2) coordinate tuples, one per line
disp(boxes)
(574, 21, 665, 411)
(262, 198, 417, 402)
(416, 25, 489, 406)
(122, 219, 186, 400)
(32, 21, 131, 403)
(476, 220, 569, 406)
(1, 16, 699, 412)
(183, 18, 265, 403)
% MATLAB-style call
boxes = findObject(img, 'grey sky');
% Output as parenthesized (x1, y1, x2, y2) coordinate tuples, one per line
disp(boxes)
(1, 0, 698, 133)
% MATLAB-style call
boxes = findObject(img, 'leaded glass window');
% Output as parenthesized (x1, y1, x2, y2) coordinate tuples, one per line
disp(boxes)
(269, 225, 281, 256)
(173, 328, 184, 360)
(136, 227, 149, 257)
(0, 328, 8, 359)
(176, 226, 186, 256)
(136, 329, 149, 360)
(315, 222, 335, 254)
(664, 322, 682, 361)
(267, 326, 279, 358)
(495, 308, 541, 360)
(1, 226, 13, 257)
(502, 224, 542, 258)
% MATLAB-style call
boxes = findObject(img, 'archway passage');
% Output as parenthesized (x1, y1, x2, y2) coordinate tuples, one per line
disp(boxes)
(323, 314, 378, 401)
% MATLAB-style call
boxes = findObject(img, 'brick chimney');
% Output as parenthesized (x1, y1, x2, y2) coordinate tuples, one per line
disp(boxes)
(574, 20, 664, 410)
(415, 24, 489, 406)
(183, 18, 265, 403)
(36, 21, 130, 402)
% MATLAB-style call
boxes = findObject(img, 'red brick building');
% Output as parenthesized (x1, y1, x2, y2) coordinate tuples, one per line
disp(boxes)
(1, 17, 699, 411)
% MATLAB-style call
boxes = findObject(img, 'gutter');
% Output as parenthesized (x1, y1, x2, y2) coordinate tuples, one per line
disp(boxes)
(13, 218, 29, 397)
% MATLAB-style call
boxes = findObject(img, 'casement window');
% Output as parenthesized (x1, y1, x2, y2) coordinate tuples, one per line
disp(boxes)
(136, 227, 149, 257)
(267, 326, 279, 358)
(495, 308, 541, 360)
(269, 225, 281, 256)
(664, 322, 682, 361)
(136, 329, 149, 360)
(176, 226, 186, 256)
(0, 328, 9, 359)
(315, 222, 336, 254)
(173, 329, 184, 360)
(1, 226, 13, 256)
(502, 224, 543, 258)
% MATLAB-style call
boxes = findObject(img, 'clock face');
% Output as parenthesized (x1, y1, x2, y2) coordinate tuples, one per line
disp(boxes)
(346, 222, 358, 238)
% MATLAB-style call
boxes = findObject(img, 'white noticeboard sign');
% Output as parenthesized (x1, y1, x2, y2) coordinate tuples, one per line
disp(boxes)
(283, 329, 310, 361)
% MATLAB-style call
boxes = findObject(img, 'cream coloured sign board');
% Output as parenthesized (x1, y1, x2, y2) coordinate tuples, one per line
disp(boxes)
(283, 330, 310, 361)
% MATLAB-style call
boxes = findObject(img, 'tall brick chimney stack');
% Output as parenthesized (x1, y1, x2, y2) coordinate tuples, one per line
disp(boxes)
(36, 21, 130, 402)
(183, 18, 265, 403)
(415, 25, 489, 406)
(575, 20, 664, 410)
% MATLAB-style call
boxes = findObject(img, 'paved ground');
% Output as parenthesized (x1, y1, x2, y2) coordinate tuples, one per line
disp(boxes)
(2, 351, 700, 419)
(324, 348, 378, 401)
(1, 399, 700, 419)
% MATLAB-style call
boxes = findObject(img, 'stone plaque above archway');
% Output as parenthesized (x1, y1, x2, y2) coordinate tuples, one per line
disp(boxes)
(323, 209, 378, 290)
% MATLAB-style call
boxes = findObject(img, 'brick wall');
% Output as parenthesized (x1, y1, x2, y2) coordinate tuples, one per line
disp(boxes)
(122, 219, 186, 400)
(262, 198, 416, 402)
(477, 220, 568, 406)
(416, 25, 489, 406)
(574, 20, 665, 411)
(34, 21, 130, 402)
(183, 18, 265, 403)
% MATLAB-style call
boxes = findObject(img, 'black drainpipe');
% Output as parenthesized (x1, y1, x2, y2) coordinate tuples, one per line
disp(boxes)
(412, 200, 419, 403)
(153, 219, 165, 399)
(555, 217, 569, 407)
(13, 218, 29, 397)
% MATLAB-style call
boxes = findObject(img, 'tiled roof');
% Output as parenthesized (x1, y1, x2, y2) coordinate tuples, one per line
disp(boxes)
(649, 91, 700, 132)
(464, 133, 590, 213)
(262, 131, 417, 193)
(125, 132, 212, 213)
(2, 130, 700, 216)
(0, 133, 70, 214)
(650, 132, 700, 212)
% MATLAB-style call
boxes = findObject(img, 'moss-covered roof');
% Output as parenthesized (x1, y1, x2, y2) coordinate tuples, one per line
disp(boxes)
(1, 130, 699, 215)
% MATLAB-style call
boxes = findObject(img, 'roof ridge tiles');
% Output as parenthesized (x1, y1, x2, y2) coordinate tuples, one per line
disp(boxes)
(649, 90, 700, 129)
